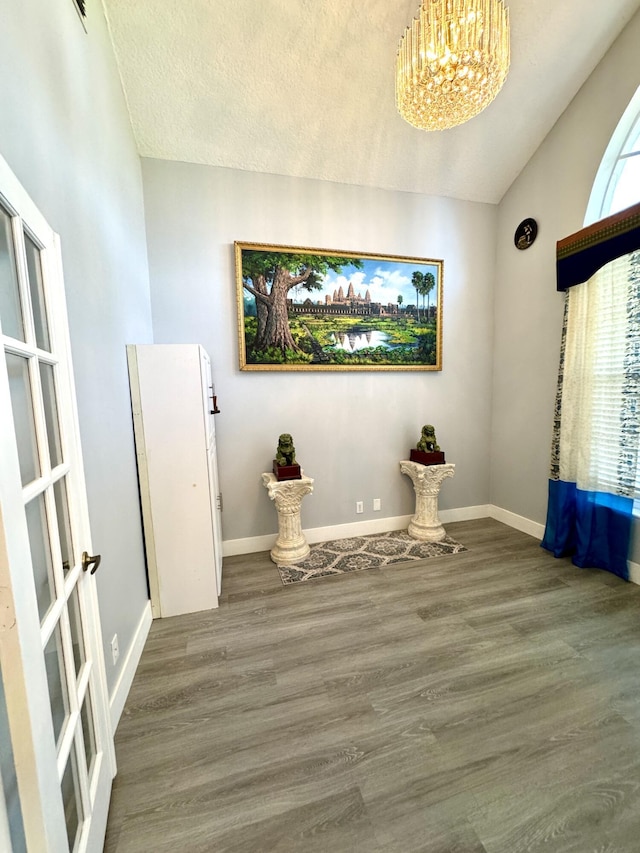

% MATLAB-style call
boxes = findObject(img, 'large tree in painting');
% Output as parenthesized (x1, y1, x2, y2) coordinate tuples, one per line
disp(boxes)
(242, 251, 363, 355)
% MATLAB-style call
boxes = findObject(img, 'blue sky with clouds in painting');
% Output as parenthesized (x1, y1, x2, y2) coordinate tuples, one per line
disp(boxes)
(299, 258, 439, 307)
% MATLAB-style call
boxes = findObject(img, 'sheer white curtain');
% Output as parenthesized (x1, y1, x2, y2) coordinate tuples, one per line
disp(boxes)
(559, 253, 640, 499)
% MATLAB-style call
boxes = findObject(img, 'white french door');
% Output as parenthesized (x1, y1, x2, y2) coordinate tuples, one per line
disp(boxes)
(0, 155, 115, 850)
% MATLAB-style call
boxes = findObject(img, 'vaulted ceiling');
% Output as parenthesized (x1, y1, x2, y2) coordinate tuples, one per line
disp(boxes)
(103, 0, 640, 204)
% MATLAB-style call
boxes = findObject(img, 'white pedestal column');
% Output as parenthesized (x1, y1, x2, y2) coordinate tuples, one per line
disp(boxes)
(400, 461, 455, 542)
(262, 472, 314, 564)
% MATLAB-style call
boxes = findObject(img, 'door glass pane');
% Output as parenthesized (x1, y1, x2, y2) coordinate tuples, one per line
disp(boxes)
(67, 587, 85, 678)
(25, 494, 55, 622)
(24, 233, 50, 352)
(80, 691, 97, 783)
(61, 747, 82, 852)
(44, 624, 69, 748)
(0, 207, 24, 341)
(53, 477, 74, 576)
(40, 362, 63, 468)
(0, 661, 27, 853)
(5, 353, 40, 486)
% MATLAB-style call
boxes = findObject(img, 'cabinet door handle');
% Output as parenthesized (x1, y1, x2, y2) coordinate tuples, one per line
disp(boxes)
(82, 551, 102, 575)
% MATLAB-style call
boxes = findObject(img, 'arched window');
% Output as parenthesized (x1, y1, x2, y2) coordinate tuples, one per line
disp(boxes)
(585, 84, 640, 225)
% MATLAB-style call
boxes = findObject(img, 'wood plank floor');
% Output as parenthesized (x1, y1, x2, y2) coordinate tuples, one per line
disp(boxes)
(103, 519, 640, 852)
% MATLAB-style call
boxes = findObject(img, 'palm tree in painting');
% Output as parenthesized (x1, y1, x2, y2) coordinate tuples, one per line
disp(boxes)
(422, 271, 435, 321)
(411, 271, 423, 320)
(411, 270, 436, 322)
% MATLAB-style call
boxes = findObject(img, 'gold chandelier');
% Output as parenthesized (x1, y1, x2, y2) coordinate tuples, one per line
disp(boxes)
(396, 0, 510, 131)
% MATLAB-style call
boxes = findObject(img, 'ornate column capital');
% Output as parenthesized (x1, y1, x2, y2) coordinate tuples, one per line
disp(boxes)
(400, 461, 455, 495)
(262, 473, 314, 510)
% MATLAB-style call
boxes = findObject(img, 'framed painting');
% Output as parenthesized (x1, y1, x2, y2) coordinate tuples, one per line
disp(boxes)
(235, 242, 443, 371)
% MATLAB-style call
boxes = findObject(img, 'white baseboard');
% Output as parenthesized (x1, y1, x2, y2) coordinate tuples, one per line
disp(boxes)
(223, 532, 277, 557)
(441, 504, 491, 524)
(488, 505, 545, 539)
(223, 505, 492, 557)
(109, 601, 153, 734)
(305, 514, 413, 543)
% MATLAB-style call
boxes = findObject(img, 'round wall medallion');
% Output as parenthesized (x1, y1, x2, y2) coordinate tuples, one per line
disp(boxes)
(514, 218, 538, 250)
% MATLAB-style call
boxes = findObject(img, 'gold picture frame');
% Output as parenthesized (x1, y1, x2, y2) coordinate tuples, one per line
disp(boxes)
(235, 242, 443, 371)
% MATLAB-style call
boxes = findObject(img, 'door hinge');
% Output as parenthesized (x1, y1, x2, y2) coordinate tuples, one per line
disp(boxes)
(217, 493, 223, 512)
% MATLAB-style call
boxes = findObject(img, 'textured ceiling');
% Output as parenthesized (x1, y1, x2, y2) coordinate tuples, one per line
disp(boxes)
(102, 0, 640, 204)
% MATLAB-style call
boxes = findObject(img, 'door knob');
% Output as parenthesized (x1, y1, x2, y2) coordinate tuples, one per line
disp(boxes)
(81, 551, 102, 575)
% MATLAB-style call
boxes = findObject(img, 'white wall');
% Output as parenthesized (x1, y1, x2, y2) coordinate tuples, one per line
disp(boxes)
(0, 0, 152, 693)
(491, 9, 640, 526)
(141, 160, 497, 544)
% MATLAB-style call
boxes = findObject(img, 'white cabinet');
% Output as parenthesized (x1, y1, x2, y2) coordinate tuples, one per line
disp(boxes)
(127, 344, 223, 617)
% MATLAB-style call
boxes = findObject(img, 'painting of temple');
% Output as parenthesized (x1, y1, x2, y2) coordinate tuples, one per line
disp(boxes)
(288, 281, 399, 317)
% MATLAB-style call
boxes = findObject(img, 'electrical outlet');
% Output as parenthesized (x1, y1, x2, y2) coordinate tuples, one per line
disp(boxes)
(373, 498, 381, 511)
(356, 501, 364, 514)
(111, 634, 119, 666)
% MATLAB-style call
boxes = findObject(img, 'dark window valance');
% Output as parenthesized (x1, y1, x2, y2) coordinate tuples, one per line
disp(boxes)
(556, 201, 640, 292)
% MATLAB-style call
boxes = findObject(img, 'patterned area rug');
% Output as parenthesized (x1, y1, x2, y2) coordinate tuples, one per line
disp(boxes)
(277, 529, 467, 585)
